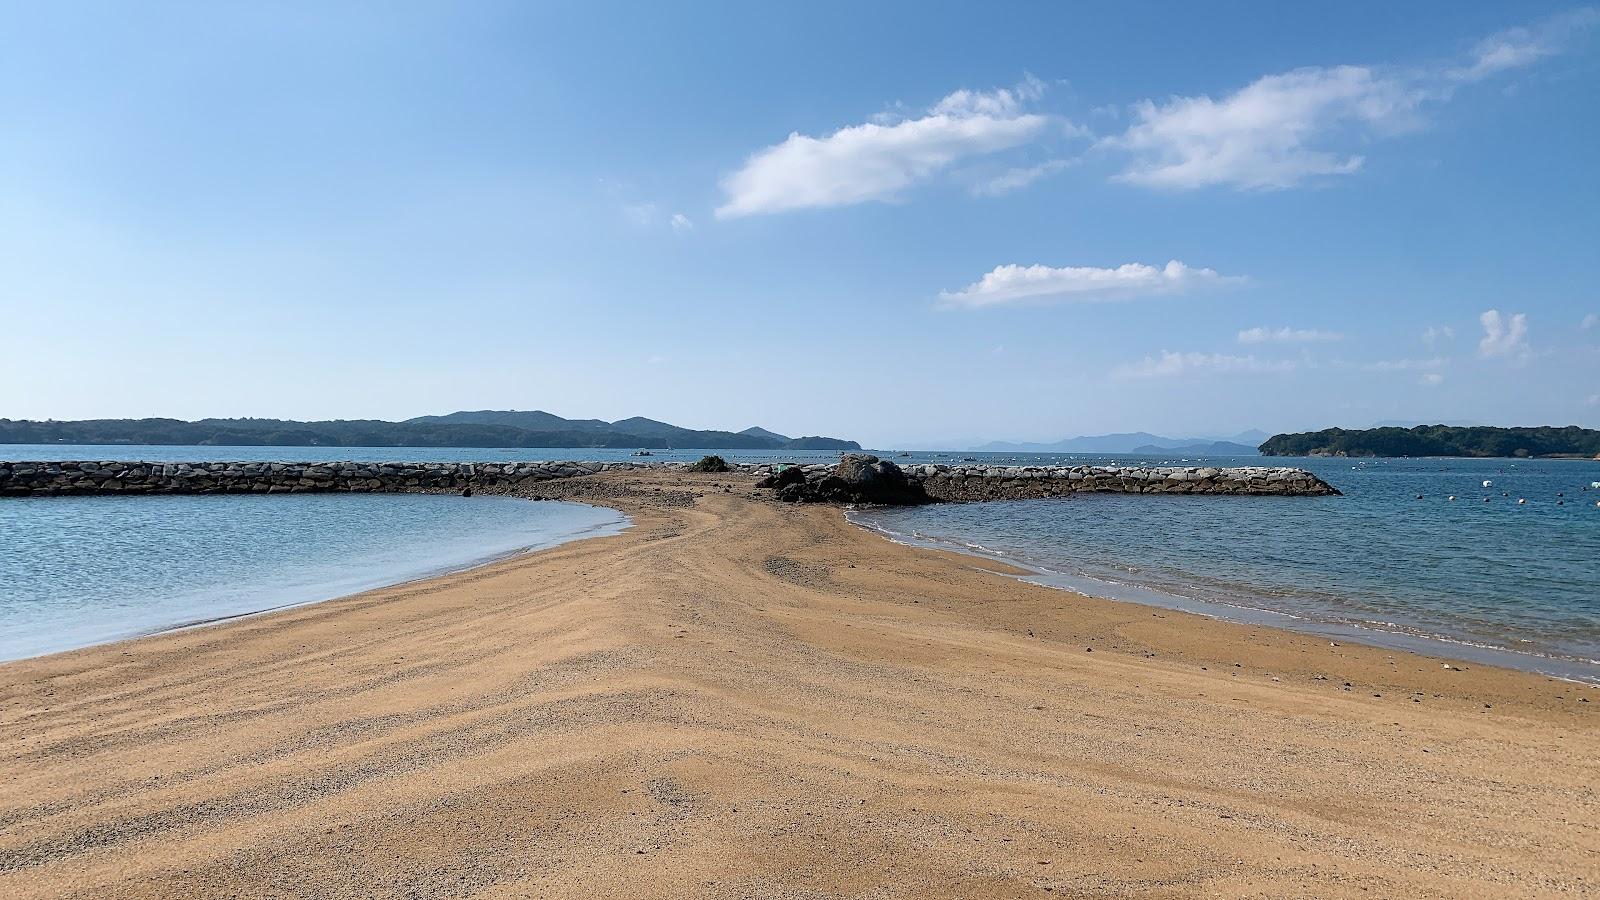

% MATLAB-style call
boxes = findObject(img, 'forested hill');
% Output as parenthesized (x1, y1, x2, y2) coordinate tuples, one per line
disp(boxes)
(0, 411, 861, 451)
(1259, 425, 1600, 459)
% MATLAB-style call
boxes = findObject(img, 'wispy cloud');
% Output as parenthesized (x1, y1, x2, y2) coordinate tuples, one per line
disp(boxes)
(717, 78, 1059, 218)
(1583, 313, 1598, 330)
(1113, 351, 1295, 378)
(1478, 309, 1530, 358)
(1422, 324, 1456, 345)
(623, 202, 659, 226)
(1104, 10, 1596, 191)
(670, 213, 694, 232)
(1420, 372, 1446, 386)
(1237, 326, 1343, 344)
(940, 259, 1236, 309)
(971, 159, 1076, 197)
(1366, 357, 1446, 372)
(1107, 65, 1424, 190)
(1448, 8, 1599, 82)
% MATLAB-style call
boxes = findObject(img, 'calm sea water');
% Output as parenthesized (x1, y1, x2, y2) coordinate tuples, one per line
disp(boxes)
(0, 492, 627, 661)
(5, 446, 1598, 680)
(853, 455, 1600, 683)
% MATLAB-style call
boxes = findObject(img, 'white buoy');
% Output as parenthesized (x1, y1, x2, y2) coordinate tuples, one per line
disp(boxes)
(1518, 498, 1526, 505)
(1482, 480, 1493, 488)
(1447, 495, 1456, 501)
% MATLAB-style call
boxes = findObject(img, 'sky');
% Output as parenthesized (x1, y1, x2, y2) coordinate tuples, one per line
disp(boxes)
(2, 2, 1597, 448)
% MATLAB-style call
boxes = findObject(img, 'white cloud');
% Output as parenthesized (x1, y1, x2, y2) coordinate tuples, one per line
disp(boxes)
(1582, 313, 1598, 330)
(971, 158, 1075, 197)
(670, 213, 693, 232)
(1589, 393, 1600, 407)
(1420, 372, 1445, 386)
(1107, 66, 1424, 190)
(717, 79, 1057, 218)
(931, 74, 1045, 118)
(1237, 326, 1343, 344)
(1478, 309, 1530, 358)
(1449, 9, 1600, 82)
(1113, 351, 1295, 379)
(1422, 324, 1456, 345)
(1366, 357, 1446, 372)
(1106, 12, 1596, 192)
(940, 259, 1234, 309)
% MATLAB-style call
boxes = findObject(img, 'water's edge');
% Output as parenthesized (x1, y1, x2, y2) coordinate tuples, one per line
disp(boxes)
(3, 501, 631, 664)
(151, 504, 633, 640)
(847, 510, 1600, 686)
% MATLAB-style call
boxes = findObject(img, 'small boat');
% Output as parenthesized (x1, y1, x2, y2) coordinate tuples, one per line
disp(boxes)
(632, 449, 654, 457)
(1482, 479, 1493, 488)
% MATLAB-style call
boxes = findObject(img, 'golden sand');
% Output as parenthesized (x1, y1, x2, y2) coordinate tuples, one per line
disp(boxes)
(2, 469, 1596, 898)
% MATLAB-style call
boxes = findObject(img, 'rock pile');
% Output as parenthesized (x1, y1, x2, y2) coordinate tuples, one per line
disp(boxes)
(757, 454, 932, 505)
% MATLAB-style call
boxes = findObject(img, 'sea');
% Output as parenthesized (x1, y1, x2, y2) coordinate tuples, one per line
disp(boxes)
(2, 444, 1597, 681)
(0, 475, 627, 661)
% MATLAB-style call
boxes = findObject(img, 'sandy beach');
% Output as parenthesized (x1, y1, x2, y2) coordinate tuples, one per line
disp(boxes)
(2, 469, 1596, 898)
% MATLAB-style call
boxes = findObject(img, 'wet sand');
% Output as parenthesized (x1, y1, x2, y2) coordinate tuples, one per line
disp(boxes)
(2, 469, 1596, 898)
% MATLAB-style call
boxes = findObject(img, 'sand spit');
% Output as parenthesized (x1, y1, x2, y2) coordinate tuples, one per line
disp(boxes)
(1, 469, 1594, 898)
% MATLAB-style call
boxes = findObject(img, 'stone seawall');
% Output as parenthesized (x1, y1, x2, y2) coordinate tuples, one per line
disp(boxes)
(739, 462, 1340, 499)
(0, 460, 647, 497)
(910, 463, 1340, 499)
(1, 459, 1339, 499)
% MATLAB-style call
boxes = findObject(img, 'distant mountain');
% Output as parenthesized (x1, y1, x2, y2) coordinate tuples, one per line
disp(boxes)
(977, 432, 1177, 453)
(740, 426, 790, 442)
(977, 430, 1267, 454)
(0, 411, 861, 452)
(1261, 425, 1600, 459)
(407, 409, 611, 432)
(1129, 441, 1258, 456)
(1214, 429, 1271, 446)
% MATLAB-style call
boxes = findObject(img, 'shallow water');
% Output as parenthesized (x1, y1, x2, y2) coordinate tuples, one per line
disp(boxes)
(0, 493, 627, 661)
(852, 455, 1600, 682)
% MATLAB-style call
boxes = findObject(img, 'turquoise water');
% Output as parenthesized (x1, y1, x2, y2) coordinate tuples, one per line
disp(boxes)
(0, 493, 627, 661)
(853, 455, 1600, 682)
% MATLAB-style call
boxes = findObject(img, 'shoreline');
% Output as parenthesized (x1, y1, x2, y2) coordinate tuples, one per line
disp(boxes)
(0, 494, 630, 664)
(847, 510, 1600, 685)
(138, 503, 635, 646)
(2, 469, 1595, 897)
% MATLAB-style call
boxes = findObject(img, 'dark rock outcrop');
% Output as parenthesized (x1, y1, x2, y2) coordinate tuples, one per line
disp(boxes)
(770, 455, 934, 506)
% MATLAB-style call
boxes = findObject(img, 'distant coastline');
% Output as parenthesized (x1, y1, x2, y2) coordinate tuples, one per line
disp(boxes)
(1260, 425, 1600, 459)
(0, 410, 861, 452)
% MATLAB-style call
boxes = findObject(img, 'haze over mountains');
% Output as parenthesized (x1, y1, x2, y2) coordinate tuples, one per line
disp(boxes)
(0, 411, 861, 451)
(974, 430, 1270, 455)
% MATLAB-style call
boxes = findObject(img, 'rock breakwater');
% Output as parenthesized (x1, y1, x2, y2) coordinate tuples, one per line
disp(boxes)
(0, 460, 641, 497)
(1, 459, 1340, 500)
(903, 462, 1340, 500)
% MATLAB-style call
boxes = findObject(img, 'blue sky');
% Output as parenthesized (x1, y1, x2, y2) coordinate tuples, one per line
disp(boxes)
(3, 2, 1597, 447)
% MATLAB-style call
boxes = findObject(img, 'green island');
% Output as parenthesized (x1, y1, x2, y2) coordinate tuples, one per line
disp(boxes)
(1260, 425, 1600, 459)
(0, 410, 860, 451)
